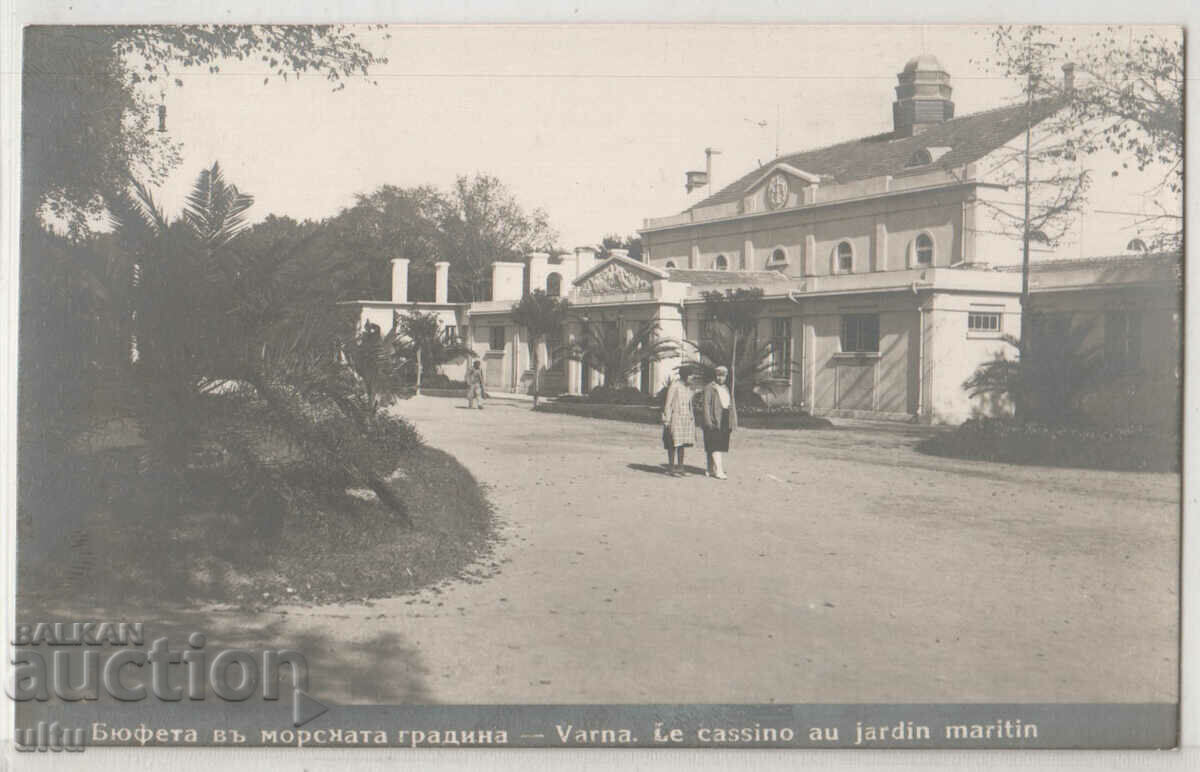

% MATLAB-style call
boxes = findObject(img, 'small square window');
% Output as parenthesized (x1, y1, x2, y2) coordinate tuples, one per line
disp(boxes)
(967, 312, 1002, 332)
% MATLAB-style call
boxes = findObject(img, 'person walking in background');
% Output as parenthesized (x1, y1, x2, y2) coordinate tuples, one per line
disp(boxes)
(701, 365, 737, 479)
(661, 369, 696, 477)
(466, 359, 486, 409)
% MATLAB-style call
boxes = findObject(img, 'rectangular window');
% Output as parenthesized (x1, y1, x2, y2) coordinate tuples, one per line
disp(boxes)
(1105, 310, 1142, 372)
(967, 311, 1002, 332)
(699, 316, 715, 344)
(770, 318, 792, 378)
(443, 325, 458, 343)
(840, 314, 880, 353)
(490, 326, 505, 351)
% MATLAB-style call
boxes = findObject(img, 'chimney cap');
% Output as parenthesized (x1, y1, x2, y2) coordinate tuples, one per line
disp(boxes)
(901, 54, 946, 74)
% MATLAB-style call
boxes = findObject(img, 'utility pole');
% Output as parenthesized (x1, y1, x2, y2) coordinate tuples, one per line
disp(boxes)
(1019, 68, 1033, 361)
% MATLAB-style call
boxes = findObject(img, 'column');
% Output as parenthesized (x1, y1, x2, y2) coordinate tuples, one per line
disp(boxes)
(565, 320, 582, 395)
(873, 221, 888, 272)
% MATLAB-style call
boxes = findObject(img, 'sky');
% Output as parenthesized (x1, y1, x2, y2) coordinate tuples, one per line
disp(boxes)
(141, 24, 1178, 252)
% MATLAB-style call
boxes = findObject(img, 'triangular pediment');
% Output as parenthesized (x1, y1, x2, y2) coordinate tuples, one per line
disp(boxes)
(747, 162, 821, 193)
(573, 254, 668, 296)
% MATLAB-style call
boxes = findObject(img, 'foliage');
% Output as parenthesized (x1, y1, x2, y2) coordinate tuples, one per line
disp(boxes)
(436, 174, 557, 301)
(682, 288, 790, 406)
(558, 319, 677, 387)
(600, 234, 643, 261)
(962, 321, 1105, 425)
(919, 417, 1178, 473)
(583, 385, 655, 405)
(393, 308, 474, 394)
(534, 399, 833, 430)
(22, 25, 387, 234)
(329, 185, 446, 301)
(511, 289, 569, 402)
(981, 25, 1183, 252)
(969, 26, 1091, 249)
(108, 164, 418, 522)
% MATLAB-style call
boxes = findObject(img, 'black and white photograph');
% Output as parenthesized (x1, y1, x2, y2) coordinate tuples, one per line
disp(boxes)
(3, 15, 1187, 759)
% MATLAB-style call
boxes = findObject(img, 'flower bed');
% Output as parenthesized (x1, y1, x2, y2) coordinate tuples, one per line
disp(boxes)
(917, 417, 1179, 473)
(535, 400, 833, 430)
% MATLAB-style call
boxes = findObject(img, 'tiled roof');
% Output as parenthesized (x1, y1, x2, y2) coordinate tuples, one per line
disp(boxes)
(690, 99, 1063, 211)
(993, 252, 1180, 273)
(666, 268, 791, 287)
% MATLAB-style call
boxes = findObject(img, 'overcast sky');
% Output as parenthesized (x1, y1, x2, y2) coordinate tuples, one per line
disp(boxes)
(146, 24, 1176, 252)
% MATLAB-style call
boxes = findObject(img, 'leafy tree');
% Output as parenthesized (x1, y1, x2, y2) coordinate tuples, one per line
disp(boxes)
(691, 289, 765, 399)
(683, 326, 782, 408)
(23, 24, 388, 233)
(982, 25, 1183, 252)
(329, 185, 445, 301)
(393, 308, 474, 395)
(437, 174, 557, 301)
(559, 319, 677, 388)
(510, 289, 569, 405)
(971, 26, 1092, 251)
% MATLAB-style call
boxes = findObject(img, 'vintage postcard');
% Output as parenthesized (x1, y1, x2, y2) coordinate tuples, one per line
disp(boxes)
(5, 20, 1184, 756)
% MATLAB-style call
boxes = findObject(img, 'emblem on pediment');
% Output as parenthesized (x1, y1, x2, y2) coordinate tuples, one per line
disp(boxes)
(577, 263, 653, 296)
(765, 173, 790, 210)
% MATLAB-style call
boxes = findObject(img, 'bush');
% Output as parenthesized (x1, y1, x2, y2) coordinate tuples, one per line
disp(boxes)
(420, 372, 468, 390)
(919, 417, 1179, 473)
(583, 385, 655, 405)
(535, 399, 833, 430)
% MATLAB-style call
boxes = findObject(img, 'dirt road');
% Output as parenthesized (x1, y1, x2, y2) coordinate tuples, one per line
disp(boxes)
(282, 396, 1176, 704)
(42, 396, 1177, 706)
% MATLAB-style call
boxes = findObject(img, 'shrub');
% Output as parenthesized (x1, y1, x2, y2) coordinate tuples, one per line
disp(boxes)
(919, 417, 1178, 472)
(420, 372, 468, 390)
(585, 385, 655, 405)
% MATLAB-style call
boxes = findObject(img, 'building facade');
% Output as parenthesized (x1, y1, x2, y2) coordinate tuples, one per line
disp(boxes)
(351, 54, 1181, 427)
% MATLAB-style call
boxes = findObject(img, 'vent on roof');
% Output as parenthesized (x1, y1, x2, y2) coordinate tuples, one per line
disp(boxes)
(906, 149, 933, 167)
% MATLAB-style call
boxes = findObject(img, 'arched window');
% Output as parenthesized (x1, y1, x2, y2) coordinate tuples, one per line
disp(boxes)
(906, 148, 933, 167)
(714, 254, 728, 271)
(915, 233, 934, 265)
(767, 247, 787, 267)
(546, 272, 562, 297)
(664, 260, 677, 269)
(1127, 238, 1148, 253)
(836, 241, 853, 273)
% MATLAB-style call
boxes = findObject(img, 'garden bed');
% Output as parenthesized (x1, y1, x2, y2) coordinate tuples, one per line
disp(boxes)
(18, 393, 496, 610)
(535, 399, 833, 430)
(917, 417, 1180, 473)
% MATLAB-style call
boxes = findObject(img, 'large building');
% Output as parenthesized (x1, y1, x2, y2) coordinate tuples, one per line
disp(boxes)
(352, 54, 1181, 426)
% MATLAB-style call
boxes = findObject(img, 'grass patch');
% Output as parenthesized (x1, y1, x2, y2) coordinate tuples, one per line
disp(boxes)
(917, 417, 1179, 473)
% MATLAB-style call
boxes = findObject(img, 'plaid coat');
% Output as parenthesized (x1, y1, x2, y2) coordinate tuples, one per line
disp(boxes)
(661, 380, 696, 447)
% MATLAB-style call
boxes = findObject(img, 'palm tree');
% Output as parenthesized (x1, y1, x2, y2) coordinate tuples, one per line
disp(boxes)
(109, 164, 417, 524)
(559, 319, 678, 390)
(682, 325, 784, 407)
(511, 289, 569, 406)
(393, 308, 475, 395)
(963, 319, 1107, 425)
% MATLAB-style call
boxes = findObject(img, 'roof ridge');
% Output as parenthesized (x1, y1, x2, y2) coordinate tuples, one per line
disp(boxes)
(687, 97, 1061, 212)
